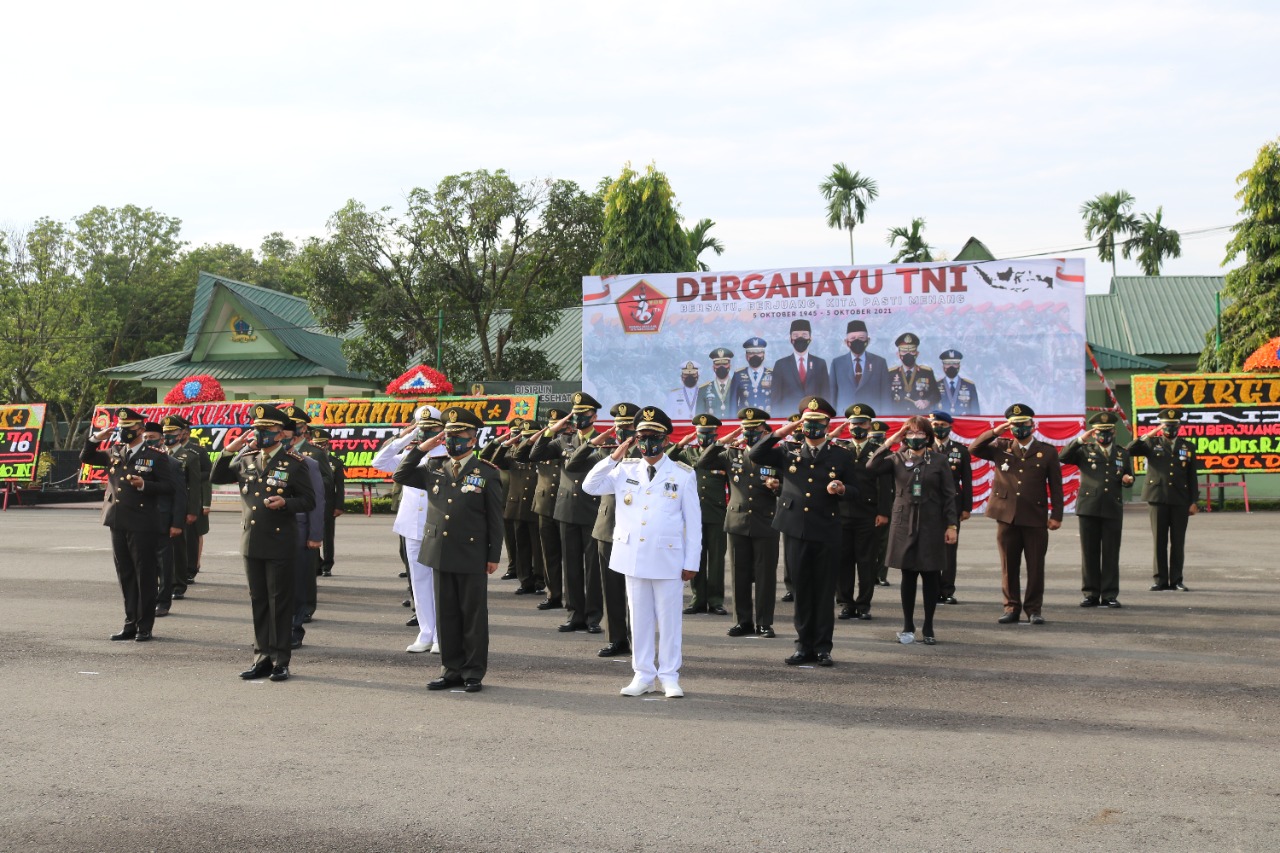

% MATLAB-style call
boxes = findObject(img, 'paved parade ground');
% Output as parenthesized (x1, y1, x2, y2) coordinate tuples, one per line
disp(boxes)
(1, 504, 1277, 852)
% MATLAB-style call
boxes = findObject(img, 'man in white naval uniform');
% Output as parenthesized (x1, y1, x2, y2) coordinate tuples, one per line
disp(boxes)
(371, 406, 446, 654)
(583, 406, 700, 698)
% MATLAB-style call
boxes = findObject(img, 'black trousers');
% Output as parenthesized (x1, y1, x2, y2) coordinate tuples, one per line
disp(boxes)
(689, 522, 726, 608)
(515, 519, 544, 591)
(939, 520, 962, 599)
(560, 521, 602, 626)
(538, 515, 563, 600)
(435, 570, 489, 682)
(292, 526, 316, 642)
(1080, 514, 1123, 599)
(837, 515, 879, 613)
(156, 535, 175, 608)
(111, 527, 159, 633)
(320, 511, 337, 574)
(1149, 503, 1189, 587)
(187, 518, 202, 578)
(781, 534, 794, 596)
(245, 555, 294, 667)
(785, 536, 838, 656)
(729, 532, 779, 628)
(596, 540, 630, 644)
(503, 518, 519, 575)
(874, 523, 890, 583)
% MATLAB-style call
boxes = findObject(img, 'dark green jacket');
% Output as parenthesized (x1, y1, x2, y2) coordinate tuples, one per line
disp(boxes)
(695, 442, 779, 539)
(212, 446, 317, 560)
(1128, 435, 1199, 507)
(1059, 438, 1133, 519)
(668, 443, 728, 526)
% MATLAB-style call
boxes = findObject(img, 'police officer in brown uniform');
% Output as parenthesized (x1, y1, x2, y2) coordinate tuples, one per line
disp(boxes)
(970, 403, 1064, 624)
(393, 407, 504, 692)
(670, 412, 729, 615)
(1060, 412, 1134, 607)
(695, 407, 782, 637)
(531, 393, 605, 632)
(212, 404, 316, 681)
(930, 411, 973, 605)
(750, 396, 859, 665)
(833, 403, 892, 621)
(531, 407, 568, 611)
(565, 402, 640, 656)
(1128, 407, 1201, 591)
(80, 407, 183, 642)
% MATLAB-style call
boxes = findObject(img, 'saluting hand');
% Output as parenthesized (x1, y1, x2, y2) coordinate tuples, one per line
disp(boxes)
(826, 420, 846, 439)
(611, 436, 635, 462)
(721, 425, 744, 446)
(590, 427, 615, 448)
(887, 425, 909, 445)
(91, 428, 113, 443)
(550, 415, 573, 433)
(417, 431, 446, 453)
(775, 419, 801, 438)
(677, 431, 697, 448)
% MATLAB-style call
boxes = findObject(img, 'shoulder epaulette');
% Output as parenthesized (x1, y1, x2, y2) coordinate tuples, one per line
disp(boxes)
(675, 460, 694, 472)
(284, 448, 304, 460)
(478, 458, 499, 470)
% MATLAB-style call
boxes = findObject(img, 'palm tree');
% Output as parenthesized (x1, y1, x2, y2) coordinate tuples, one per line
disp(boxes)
(886, 218, 935, 263)
(1080, 190, 1139, 277)
(1124, 206, 1182, 275)
(685, 218, 725, 272)
(820, 163, 878, 264)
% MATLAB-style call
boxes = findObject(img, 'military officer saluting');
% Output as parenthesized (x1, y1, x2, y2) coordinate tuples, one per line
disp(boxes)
(696, 407, 782, 638)
(732, 337, 773, 410)
(212, 404, 316, 682)
(697, 347, 736, 419)
(970, 403, 1064, 625)
(80, 407, 183, 642)
(530, 407, 569, 611)
(583, 406, 701, 698)
(887, 332, 940, 415)
(670, 413, 729, 616)
(930, 411, 973, 605)
(1128, 408, 1201, 592)
(156, 415, 202, 615)
(833, 403, 892, 621)
(1060, 412, 1134, 607)
(936, 350, 980, 417)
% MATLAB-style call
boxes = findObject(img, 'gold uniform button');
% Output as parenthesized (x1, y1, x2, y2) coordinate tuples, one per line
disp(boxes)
(445, 515, 450, 520)
(805, 492, 811, 497)
(443, 531, 448, 537)
(639, 537, 645, 542)
(803, 507, 810, 512)
(250, 520, 256, 525)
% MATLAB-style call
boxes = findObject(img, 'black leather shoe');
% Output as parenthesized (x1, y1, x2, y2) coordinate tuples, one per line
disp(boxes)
(134, 631, 153, 642)
(537, 597, 562, 610)
(1029, 613, 1045, 625)
(185, 576, 197, 584)
(558, 621, 588, 633)
(514, 587, 539, 595)
(500, 571, 518, 580)
(727, 623, 755, 637)
(463, 679, 483, 692)
(838, 606, 854, 620)
(398, 571, 409, 579)
(997, 611, 1020, 624)
(940, 596, 958, 605)
(154, 605, 170, 617)
(815, 653, 834, 667)
(709, 605, 729, 615)
(1149, 584, 1169, 591)
(172, 592, 185, 600)
(321, 570, 332, 577)
(586, 625, 603, 634)
(856, 611, 873, 620)
(921, 635, 937, 646)
(1080, 597, 1100, 607)
(406, 615, 419, 627)
(110, 628, 137, 641)
(876, 579, 891, 587)
(240, 660, 272, 680)
(402, 598, 413, 607)
(290, 638, 303, 649)
(1173, 583, 1190, 591)
(785, 651, 816, 665)
(427, 677, 462, 691)
(780, 592, 794, 602)
(301, 614, 313, 624)
(683, 605, 707, 615)
(597, 641, 630, 657)
(269, 666, 290, 682)
(1103, 598, 1122, 608)
(757, 625, 776, 638)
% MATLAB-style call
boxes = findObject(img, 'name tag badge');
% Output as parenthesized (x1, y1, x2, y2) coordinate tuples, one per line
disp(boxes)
(625, 478, 640, 486)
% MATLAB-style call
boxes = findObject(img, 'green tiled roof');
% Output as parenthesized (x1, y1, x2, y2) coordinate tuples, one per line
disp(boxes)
(1087, 343, 1168, 372)
(1086, 276, 1225, 357)
(105, 354, 356, 381)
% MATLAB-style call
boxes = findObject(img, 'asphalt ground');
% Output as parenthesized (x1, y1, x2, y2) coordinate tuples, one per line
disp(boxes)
(1, 504, 1277, 853)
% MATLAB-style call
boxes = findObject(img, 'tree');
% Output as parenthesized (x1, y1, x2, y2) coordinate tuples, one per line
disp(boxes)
(886, 218, 936, 263)
(820, 163, 878, 264)
(685, 217, 725, 271)
(1124, 206, 1182, 275)
(1080, 190, 1139, 278)
(1198, 137, 1280, 371)
(593, 162, 697, 276)
(308, 170, 603, 383)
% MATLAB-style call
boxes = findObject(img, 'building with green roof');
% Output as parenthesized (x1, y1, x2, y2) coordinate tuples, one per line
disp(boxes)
(104, 272, 381, 400)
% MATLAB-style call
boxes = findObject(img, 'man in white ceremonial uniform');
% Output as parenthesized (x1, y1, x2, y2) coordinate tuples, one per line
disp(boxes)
(583, 406, 701, 698)
(371, 405, 446, 654)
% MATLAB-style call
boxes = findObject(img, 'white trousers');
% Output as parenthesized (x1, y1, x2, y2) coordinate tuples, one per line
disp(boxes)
(404, 537, 436, 645)
(625, 576, 684, 683)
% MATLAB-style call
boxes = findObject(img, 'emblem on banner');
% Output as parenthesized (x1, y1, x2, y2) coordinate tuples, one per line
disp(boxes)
(616, 280, 669, 334)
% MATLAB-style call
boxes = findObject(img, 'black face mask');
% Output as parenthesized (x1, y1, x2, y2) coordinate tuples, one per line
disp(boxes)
(903, 436, 929, 451)
(682, 374, 699, 388)
(255, 428, 279, 448)
(144, 437, 163, 450)
(743, 429, 766, 445)
(572, 412, 594, 430)
(849, 425, 869, 440)
(943, 365, 960, 379)
(868, 433, 886, 446)
(746, 355, 765, 368)
(638, 435, 666, 457)
(900, 353, 917, 368)
(933, 425, 952, 441)
(1161, 423, 1180, 438)
(118, 426, 140, 444)
(1011, 423, 1035, 440)
(713, 366, 730, 380)
(848, 339, 868, 355)
(696, 429, 716, 447)
(163, 434, 182, 447)
(792, 337, 810, 353)
(616, 427, 635, 443)
(802, 421, 827, 441)
(1096, 430, 1115, 446)
(445, 434, 473, 457)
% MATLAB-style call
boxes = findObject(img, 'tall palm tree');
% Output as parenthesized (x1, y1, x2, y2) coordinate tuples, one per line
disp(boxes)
(820, 163, 878, 264)
(886, 218, 935, 263)
(1124, 206, 1182, 275)
(685, 217, 725, 272)
(1080, 190, 1139, 277)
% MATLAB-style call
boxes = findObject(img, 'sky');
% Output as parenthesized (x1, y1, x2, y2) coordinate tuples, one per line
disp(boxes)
(3, 1, 1278, 294)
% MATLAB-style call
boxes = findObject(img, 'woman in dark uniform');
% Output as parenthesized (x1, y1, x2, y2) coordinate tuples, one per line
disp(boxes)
(867, 416, 958, 645)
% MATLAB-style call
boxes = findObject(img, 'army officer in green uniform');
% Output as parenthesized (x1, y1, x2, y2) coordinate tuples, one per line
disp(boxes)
(670, 413, 729, 615)
(1059, 412, 1134, 608)
(1128, 408, 1200, 591)
(213, 404, 316, 682)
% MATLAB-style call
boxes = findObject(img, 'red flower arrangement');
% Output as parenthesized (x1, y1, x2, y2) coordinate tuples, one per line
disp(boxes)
(1242, 337, 1280, 373)
(386, 365, 454, 397)
(164, 374, 227, 404)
